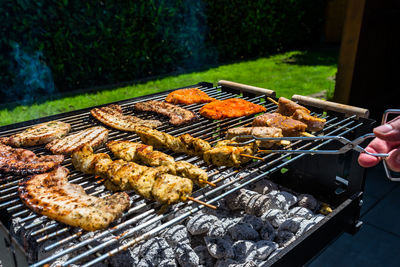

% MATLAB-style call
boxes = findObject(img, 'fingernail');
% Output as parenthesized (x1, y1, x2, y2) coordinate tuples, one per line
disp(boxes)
(375, 124, 393, 134)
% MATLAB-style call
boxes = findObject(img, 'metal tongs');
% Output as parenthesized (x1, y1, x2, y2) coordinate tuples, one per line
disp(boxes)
(230, 109, 400, 181)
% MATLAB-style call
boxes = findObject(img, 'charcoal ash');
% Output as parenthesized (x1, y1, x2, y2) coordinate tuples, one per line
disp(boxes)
(267, 191, 298, 211)
(232, 240, 257, 263)
(267, 247, 284, 261)
(175, 243, 200, 267)
(187, 213, 218, 235)
(296, 219, 316, 237)
(245, 194, 271, 216)
(240, 215, 263, 231)
(278, 217, 303, 233)
(136, 213, 162, 236)
(190, 233, 207, 248)
(207, 220, 227, 238)
(297, 194, 319, 211)
(159, 259, 178, 267)
(255, 240, 278, 260)
(139, 237, 175, 265)
(194, 245, 216, 267)
(248, 179, 278, 195)
(288, 206, 314, 219)
(310, 214, 325, 224)
(204, 236, 234, 259)
(228, 222, 259, 241)
(261, 209, 288, 228)
(162, 224, 190, 246)
(260, 221, 276, 241)
(275, 230, 296, 247)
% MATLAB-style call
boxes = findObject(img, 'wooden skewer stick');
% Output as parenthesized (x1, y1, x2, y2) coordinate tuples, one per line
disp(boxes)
(300, 132, 315, 137)
(203, 180, 217, 187)
(267, 97, 279, 106)
(187, 197, 217, 210)
(280, 140, 291, 146)
(240, 154, 264, 161)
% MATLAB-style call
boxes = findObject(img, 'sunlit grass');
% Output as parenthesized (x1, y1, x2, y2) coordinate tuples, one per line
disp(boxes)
(0, 49, 337, 126)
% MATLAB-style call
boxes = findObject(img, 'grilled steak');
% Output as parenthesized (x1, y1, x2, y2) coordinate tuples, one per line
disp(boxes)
(134, 101, 198, 126)
(291, 109, 326, 132)
(252, 113, 307, 136)
(0, 144, 64, 175)
(91, 104, 162, 131)
(18, 166, 130, 231)
(226, 127, 283, 148)
(199, 98, 266, 120)
(276, 97, 310, 116)
(165, 88, 216, 105)
(0, 121, 71, 147)
(45, 126, 108, 155)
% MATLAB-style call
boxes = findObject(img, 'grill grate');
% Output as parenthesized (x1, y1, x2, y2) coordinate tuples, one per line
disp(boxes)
(0, 83, 366, 266)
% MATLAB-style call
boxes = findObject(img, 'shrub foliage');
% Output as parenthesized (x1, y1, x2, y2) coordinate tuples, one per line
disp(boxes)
(0, 0, 325, 102)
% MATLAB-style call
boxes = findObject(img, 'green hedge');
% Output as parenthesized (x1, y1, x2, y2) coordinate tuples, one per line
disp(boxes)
(0, 0, 325, 103)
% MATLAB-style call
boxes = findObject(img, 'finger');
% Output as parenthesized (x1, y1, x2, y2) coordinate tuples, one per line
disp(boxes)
(358, 138, 393, 168)
(374, 116, 400, 142)
(385, 148, 400, 172)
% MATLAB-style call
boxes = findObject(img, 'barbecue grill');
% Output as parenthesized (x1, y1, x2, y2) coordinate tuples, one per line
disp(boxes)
(0, 81, 374, 267)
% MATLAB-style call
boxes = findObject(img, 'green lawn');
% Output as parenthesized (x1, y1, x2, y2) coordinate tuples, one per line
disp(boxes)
(0, 49, 338, 126)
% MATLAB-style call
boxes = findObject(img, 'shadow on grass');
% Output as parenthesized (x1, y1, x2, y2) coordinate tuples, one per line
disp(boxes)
(280, 46, 339, 66)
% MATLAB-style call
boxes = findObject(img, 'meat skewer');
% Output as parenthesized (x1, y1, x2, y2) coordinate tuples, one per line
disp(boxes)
(134, 100, 198, 126)
(252, 113, 311, 137)
(91, 104, 162, 131)
(268, 97, 326, 132)
(106, 140, 215, 187)
(18, 166, 130, 231)
(135, 127, 260, 167)
(226, 126, 284, 148)
(72, 145, 216, 209)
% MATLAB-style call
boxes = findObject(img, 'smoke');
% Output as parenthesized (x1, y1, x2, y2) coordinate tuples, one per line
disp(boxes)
(8, 42, 56, 104)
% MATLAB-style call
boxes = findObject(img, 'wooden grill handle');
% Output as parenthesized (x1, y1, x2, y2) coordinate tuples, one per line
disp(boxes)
(218, 80, 276, 97)
(292, 94, 370, 118)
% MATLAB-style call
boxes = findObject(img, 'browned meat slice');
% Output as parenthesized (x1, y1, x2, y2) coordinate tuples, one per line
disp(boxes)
(151, 174, 193, 205)
(19, 167, 130, 231)
(45, 126, 108, 155)
(0, 121, 71, 147)
(291, 109, 326, 132)
(0, 144, 64, 175)
(226, 127, 283, 148)
(91, 104, 162, 131)
(252, 113, 307, 136)
(276, 97, 310, 116)
(203, 140, 257, 167)
(134, 100, 198, 126)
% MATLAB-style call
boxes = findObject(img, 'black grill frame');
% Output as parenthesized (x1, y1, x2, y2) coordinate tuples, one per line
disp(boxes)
(0, 82, 374, 267)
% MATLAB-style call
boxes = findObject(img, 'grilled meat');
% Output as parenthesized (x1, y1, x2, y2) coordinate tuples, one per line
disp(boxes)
(199, 98, 266, 120)
(203, 140, 257, 167)
(18, 166, 130, 231)
(165, 88, 216, 105)
(0, 144, 64, 175)
(45, 126, 108, 155)
(107, 140, 209, 187)
(275, 97, 326, 132)
(91, 104, 162, 131)
(152, 174, 193, 205)
(135, 127, 211, 156)
(226, 127, 283, 148)
(252, 113, 307, 136)
(72, 145, 193, 205)
(276, 97, 310, 116)
(291, 109, 326, 132)
(134, 101, 198, 126)
(0, 121, 71, 147)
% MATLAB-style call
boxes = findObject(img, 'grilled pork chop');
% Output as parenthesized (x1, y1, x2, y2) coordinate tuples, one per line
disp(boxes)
(45, 126, 108, 155)
(0, 121, 71, 147)
(0, 144, 64, 175)
(134, 101, 198, 126)
(19, 167, 130, 231)
(91, 104, 162, 131)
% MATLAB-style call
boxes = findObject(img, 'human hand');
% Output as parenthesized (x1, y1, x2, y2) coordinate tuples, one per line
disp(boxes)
(358, 115, 400, 172)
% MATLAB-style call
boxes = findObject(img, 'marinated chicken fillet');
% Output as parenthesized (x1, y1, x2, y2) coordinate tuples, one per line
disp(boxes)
(276, 97, 310, 116)
(134, 100, 198, 126)
(135, 126, 211, 156)
(226, 127, 283, 148)
(91, 104, 162, 131)
(107, 140, 209, 187)
(291, 109, 326, 132)
(199, 98, 266, 120)
(165, 88, 216, 105)
(252, 113, 307, 136)
(203, 140, 257, 167)
(0, 121, 71, 147)
(72, 145, 193, 205)
(0, 144, 64, 175)
(275, 97, 326, 132)
(45, 126, 108, 155)
(18, 167, 130, 231)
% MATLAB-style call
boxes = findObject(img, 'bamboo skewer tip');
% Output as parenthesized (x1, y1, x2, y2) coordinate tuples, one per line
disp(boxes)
(187, 197, 217, 210)
(203, 180, 217, 187)
(300, 132, 315, 137)
(267, 97, 279, 106)
(240, 154, 264, 161)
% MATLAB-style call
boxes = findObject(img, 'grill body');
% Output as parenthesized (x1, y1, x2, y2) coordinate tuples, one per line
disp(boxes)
(0, 82, 374, 266)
